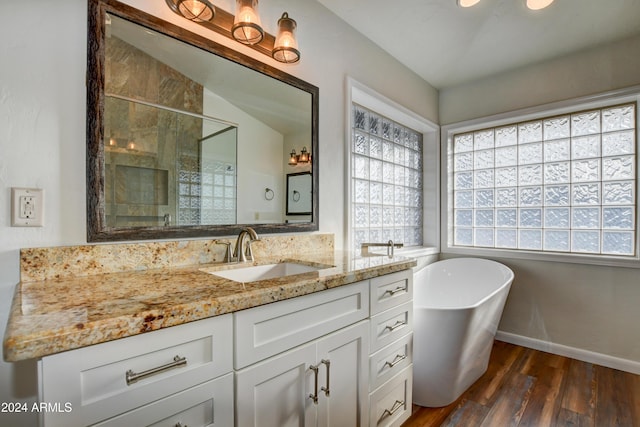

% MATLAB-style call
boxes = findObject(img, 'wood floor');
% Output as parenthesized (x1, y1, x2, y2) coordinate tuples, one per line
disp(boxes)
(403, 340, 640, 427)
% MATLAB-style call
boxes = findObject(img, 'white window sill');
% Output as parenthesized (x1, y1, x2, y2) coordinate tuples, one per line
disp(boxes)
(394, 246, 439, 258)
(443, 245, 640, 269)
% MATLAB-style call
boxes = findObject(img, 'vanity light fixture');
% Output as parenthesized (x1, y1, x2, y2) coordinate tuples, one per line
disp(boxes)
(232, 0, 264, 45)
(165, 0, 300, 63)
(288, 147, 310, 165)
(166, 0, 216, 22)
(272, 12, 300, 63)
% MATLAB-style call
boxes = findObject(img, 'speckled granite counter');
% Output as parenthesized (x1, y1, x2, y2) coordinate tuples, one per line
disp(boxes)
(4, 245, 416, 362)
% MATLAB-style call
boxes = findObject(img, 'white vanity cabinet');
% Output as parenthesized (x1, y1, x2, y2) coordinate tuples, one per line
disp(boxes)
(234, 269, 415, 427)
(234, 281, 370, 427)
(368, 269, 414, 427)
(38, 314, 233, 427)
(34, 267, 415, 427)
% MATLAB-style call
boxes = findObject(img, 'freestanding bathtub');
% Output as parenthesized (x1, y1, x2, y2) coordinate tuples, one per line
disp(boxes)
(412, 258, 514, 407)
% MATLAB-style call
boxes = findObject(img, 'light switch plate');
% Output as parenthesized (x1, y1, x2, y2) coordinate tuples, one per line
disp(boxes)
(11, 188, 44, 227)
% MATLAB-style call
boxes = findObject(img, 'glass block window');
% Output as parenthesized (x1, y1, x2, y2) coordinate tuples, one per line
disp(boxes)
(177, 152, 202, 225)
(178, 154, 236, 226)
(451, 103, 637, 256)
(351, 103, 423, 251)
(200, 161, 236, 225)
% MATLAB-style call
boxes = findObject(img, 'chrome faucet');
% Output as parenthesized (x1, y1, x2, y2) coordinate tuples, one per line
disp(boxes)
(233, 227, 260, 263)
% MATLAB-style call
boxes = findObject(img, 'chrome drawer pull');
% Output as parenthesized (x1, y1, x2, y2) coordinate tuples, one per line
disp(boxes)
(379, 399, 405, 423)
(309, 364, 319, 404)
(384, 320, 406, 332)
(321, 359, 331, 397)
(384, 353, 407, 369)
(383, 286, 407, 296)
(126, 355, 187, 386)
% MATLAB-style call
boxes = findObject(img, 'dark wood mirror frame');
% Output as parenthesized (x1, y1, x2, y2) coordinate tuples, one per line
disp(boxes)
(87, 0, 319, 242)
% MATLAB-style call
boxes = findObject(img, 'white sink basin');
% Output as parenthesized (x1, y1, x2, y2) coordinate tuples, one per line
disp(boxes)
(208, 262, 325, 283)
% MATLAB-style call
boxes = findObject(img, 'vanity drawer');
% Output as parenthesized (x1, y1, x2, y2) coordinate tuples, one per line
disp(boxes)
(369, 333, 413, 391)
(369, 301, 413, 353)
(370, 270, 413, 316)
(39, 314, 233, 427)
(234, 280, 369, 368)
(93, 373, 234, 427)
(369, 365, 413, 427)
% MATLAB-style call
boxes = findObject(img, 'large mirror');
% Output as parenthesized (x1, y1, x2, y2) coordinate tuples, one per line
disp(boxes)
(87, 0, 319, 241)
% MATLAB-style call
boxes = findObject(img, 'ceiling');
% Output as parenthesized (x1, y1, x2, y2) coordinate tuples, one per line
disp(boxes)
(317, 0, 640, 89)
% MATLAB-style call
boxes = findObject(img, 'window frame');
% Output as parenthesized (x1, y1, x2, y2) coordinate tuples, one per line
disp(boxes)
(346, 78, 440, 253)
(441, 87, 640, 268)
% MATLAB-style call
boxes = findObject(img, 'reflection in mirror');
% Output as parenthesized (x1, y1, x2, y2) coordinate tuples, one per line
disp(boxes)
(105, 95, 238, 227)
(286, 172, 312, 218)
(87, 0, 319, 241)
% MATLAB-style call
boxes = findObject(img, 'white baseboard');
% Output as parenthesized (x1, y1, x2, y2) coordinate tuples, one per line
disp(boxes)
(495, 331, 640, 375)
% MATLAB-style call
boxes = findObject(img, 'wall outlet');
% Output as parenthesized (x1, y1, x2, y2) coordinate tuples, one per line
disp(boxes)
(11, 188, 44, 227)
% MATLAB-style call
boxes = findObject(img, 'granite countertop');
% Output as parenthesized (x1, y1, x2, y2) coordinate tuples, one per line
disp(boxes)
(3, 251, 416, 362)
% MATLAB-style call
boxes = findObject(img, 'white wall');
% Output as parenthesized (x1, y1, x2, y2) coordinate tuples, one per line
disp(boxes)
(203, 88, 285, 223)
(1, 2, 88, 425)
(0, 1, 438, 425)
(440, 33, 640, 124)
(439, 35, 640, 368)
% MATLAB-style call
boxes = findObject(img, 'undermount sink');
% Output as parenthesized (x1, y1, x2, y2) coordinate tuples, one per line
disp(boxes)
(207, 262, 327, 283)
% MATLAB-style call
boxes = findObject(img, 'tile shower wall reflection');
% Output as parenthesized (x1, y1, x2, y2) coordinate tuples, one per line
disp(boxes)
(104, 26, 236, 227)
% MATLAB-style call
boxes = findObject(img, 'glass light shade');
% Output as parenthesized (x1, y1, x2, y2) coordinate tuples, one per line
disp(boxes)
(457, 0, 481, 7)
(298, 147, 310, 163)
(273, 12, 300, 64)
(232, 0, 264, 45)
(526, 0, 554, 10)
(168, 0, 215, 22)
(288, 149, 298, 165)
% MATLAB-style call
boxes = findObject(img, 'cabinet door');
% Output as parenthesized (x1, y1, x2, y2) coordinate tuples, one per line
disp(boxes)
(236, 342, 317, 427)
(316, 321, 370, 427)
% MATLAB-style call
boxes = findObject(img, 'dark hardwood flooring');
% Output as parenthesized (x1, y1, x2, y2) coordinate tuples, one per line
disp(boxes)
(403, 340, 640, 427)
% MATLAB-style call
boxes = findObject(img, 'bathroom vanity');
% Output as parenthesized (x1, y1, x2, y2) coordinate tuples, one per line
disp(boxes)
(4, 242, 415, 427)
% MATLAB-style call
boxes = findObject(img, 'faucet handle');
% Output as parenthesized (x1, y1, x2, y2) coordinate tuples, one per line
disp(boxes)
(213, 240, 233, 263)
(244, 238, 260, 262)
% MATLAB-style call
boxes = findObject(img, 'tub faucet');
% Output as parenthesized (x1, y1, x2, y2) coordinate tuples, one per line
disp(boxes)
(361, 240, 403, 257)
(233, 227, 260, 263)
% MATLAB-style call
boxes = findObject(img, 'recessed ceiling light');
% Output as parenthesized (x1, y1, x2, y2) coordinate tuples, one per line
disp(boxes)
(457, 0, 481, 7)
(526, 0, 555, 10)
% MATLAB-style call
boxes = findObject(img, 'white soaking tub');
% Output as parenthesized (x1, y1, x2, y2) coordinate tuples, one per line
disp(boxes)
(412, 257, 514, 407)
